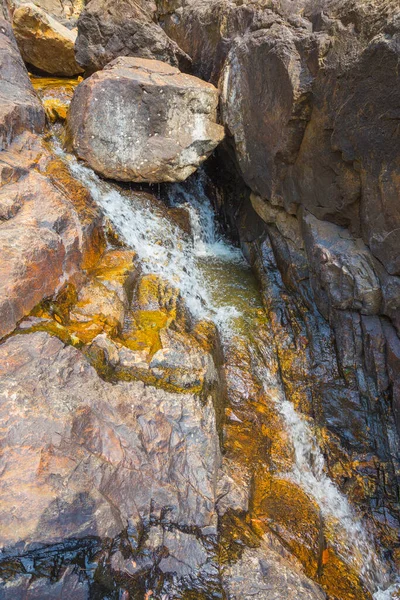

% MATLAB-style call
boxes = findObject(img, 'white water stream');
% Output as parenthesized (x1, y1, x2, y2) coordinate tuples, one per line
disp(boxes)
(58, 146, 397, 599)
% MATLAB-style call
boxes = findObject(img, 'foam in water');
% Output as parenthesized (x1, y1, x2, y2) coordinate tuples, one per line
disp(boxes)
(56, 144, 397, 598)
(60, 149, 243, 335)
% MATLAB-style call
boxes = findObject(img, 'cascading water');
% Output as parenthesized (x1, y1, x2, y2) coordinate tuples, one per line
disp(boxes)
(56, 143, 398, 599)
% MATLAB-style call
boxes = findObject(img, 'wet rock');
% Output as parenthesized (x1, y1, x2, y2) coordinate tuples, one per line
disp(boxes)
(12, 3, 83, 76)
(0, 331, 222, 550)
(0, 566, 89, 599)
(302, 211, 382, 318)
(222, 533, 326, 600)
(67, 57, 224, 183)
(70, 279, 126, 330)
(0, 133, 105, 340)
(150, 327, 217, 389)
(212, 164, 400, 590)
(30, 76, 81, 122)
(0, 17, 45, 150)
(75, 0, 190, 74)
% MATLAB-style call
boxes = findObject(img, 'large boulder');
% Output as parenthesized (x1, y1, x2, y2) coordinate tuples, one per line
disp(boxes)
(0, 16, 45, 149)
(75, 0, 190, 74)
(12, 2, 83, 76)
(67, 57, 225, 183)
(219, 22, 327, 206)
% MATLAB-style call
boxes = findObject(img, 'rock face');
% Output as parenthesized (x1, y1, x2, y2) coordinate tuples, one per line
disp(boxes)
(301, 211, 382, 318)
(12, 2, 83, 76)
(164, 0, 400, 437)
(0, 6, 105, 340)
(67, 57, 224, 183)
(0, 330, 326, 599)
(0, 331, 220, 547)
(0, 133, 105, 339)
(162, 0, 400, 274)
(75, 0, 190, 75)
(0, 16, 45, 149)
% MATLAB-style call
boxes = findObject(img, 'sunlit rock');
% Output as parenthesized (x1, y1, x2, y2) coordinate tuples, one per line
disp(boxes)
(0, 331, 221, 547)
(67, 57, 225, 183)
(0, 133, 105, 340)
(12, 2, 83, 76)
(75, 0, 188, 75)
(14, 0, 85, 21)
(0, 16, 45, 149)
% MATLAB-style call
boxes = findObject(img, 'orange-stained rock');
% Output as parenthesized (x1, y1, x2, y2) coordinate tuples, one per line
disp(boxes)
(70, 279, 126, 331)
(30, 75, 82, 122)
(12, 3, 84, 76)
(0, 133, 105, 340)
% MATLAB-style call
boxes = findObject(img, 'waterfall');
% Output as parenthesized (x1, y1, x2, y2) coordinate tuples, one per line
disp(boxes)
(55, 143, 398, 599)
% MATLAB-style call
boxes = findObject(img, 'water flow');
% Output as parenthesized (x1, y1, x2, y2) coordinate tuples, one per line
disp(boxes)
(60, 148, 244, 335)
(57, 145, 396, 598)
(252, 342, 391, 594)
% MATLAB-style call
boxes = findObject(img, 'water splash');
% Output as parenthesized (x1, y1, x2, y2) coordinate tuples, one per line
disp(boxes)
(59, 148, 244, 335)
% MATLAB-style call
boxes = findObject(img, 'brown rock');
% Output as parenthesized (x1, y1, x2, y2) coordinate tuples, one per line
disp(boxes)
(0, 17, 45, 150)
(0, 331, 221, 550)
(222, 533, 326, 600)
(301, 211, 382, 318)
(11, 0, 86, 21)
(0, 133, 105, 340)
(75, 0, 190, 74)
(12, 2, 83, 76)
(67, 57, 224, 183)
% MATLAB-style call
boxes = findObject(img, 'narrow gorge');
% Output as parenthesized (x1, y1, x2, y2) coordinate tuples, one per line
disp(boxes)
(0, 1, 399, 599)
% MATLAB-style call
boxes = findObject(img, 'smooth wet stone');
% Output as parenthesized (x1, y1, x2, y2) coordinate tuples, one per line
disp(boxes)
(67, 57, 225, 183)
(12, 3, 83, 76)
